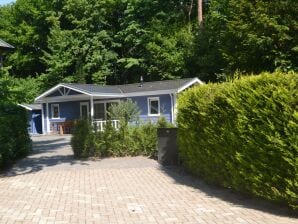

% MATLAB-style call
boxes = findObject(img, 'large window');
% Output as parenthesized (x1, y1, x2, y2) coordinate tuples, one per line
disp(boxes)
(94, 101, 119, 120)
(51, 104, 60, 119)
(148, 97, 160, 116)
(94, 103, 105, 120)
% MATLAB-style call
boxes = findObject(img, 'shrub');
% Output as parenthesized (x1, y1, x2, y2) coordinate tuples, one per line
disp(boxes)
(71, 119, 95, 157)
(128, 121, 158, 157)
(71, 116, 175, 158)
(0, 103, 31, 168)
(92, 121, 158, 158)
(156, 116, 175, 128)
(177, 71, 298, 209)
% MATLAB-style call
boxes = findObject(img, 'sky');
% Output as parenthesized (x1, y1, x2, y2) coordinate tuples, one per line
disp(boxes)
(0, 0, 15, 6)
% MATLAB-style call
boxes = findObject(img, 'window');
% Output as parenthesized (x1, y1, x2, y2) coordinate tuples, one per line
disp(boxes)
(51, 104, 60, 118)
(94, 101, 120, 120)
(148, 97, 160, 116)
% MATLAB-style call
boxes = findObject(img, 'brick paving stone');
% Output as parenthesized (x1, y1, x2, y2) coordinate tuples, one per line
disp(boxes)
(0, 135, 297, 224)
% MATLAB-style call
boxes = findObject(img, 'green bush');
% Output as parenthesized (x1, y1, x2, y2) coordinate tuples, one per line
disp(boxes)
(0, 103, 31, 168)
(71, 116, 175, 158)
(92, 121, 158, 158)
(177, 71, 298, 209)
(128, 121, 158, 157)
(71, 119, 95, 157)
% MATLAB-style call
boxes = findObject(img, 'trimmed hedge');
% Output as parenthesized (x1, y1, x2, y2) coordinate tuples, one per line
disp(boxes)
(177, 72, 298, 209)
(71, 117, 173, 158)
(0, 104, 31, 168)
(71, 119, 158, 158)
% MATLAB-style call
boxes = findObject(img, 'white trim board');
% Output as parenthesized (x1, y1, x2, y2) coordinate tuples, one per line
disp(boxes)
(18, 104, 33, 111)
(35, 84, 92, 101)
(177, 78, 203, 93)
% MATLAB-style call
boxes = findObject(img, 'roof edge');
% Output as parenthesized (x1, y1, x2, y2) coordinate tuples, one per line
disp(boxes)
(0, 39, 15, 49)
(35, 78, 204, 102)
(177, 77, 203, 93)
(35, 84, 92, 102)
(18, 104, 33, 111)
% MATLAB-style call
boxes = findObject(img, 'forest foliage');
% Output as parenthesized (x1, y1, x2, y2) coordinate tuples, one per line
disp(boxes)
(0, 0, 297, 103)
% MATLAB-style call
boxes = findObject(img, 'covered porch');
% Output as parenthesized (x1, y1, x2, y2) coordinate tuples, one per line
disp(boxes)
(47, 99, 120, 134)
(35, 84, 123, 134)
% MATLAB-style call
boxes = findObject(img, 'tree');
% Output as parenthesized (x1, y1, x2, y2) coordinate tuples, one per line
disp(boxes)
(108, 99, 140, 125)
(0, 0, 54, 78)
(42, 0, 118, 88)
(198, 0, 298, 78)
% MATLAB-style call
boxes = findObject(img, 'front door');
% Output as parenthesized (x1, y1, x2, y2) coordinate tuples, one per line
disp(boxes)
(80, 102, 89, 119)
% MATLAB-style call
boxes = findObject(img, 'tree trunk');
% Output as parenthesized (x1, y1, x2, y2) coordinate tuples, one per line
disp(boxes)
(197, 0, 203, 26)
(188, 0, 194, 32)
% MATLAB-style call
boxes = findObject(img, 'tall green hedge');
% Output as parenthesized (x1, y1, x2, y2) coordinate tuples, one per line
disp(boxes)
(177, 72, 298, 209)
(0, 103, 31, 168)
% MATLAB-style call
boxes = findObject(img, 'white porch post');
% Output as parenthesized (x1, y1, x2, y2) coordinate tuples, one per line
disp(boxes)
(170, 93, 174, 124)
(90, 96, 94, 121)
(173, 93, 177, 125)
(41, 104, 45, 135)
(46, 101, 50, 133)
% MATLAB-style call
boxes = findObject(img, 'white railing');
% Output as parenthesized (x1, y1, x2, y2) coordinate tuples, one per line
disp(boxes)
(93, 120, 120, 132)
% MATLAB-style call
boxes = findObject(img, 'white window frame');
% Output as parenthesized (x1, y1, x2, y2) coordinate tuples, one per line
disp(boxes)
(51, 104, 60, 119)
(80, 102, 89, 118)
(94, 100, 120, 120)
(148, 97, 160, 116)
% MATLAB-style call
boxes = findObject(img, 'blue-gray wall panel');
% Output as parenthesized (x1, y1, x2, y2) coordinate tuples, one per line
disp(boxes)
(49, 101, 80, 121)
(129, 94, 172, 123)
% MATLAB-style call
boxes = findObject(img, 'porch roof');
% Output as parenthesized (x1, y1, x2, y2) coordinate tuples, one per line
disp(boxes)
(18, 103, 42, 111)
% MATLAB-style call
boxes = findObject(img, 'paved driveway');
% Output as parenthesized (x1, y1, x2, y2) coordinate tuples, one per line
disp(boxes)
(0, 135, 296, 224)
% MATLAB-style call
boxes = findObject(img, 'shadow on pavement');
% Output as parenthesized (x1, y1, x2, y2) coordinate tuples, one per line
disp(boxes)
(2, 136, 90, 177)
(159, 165, 297, 219)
